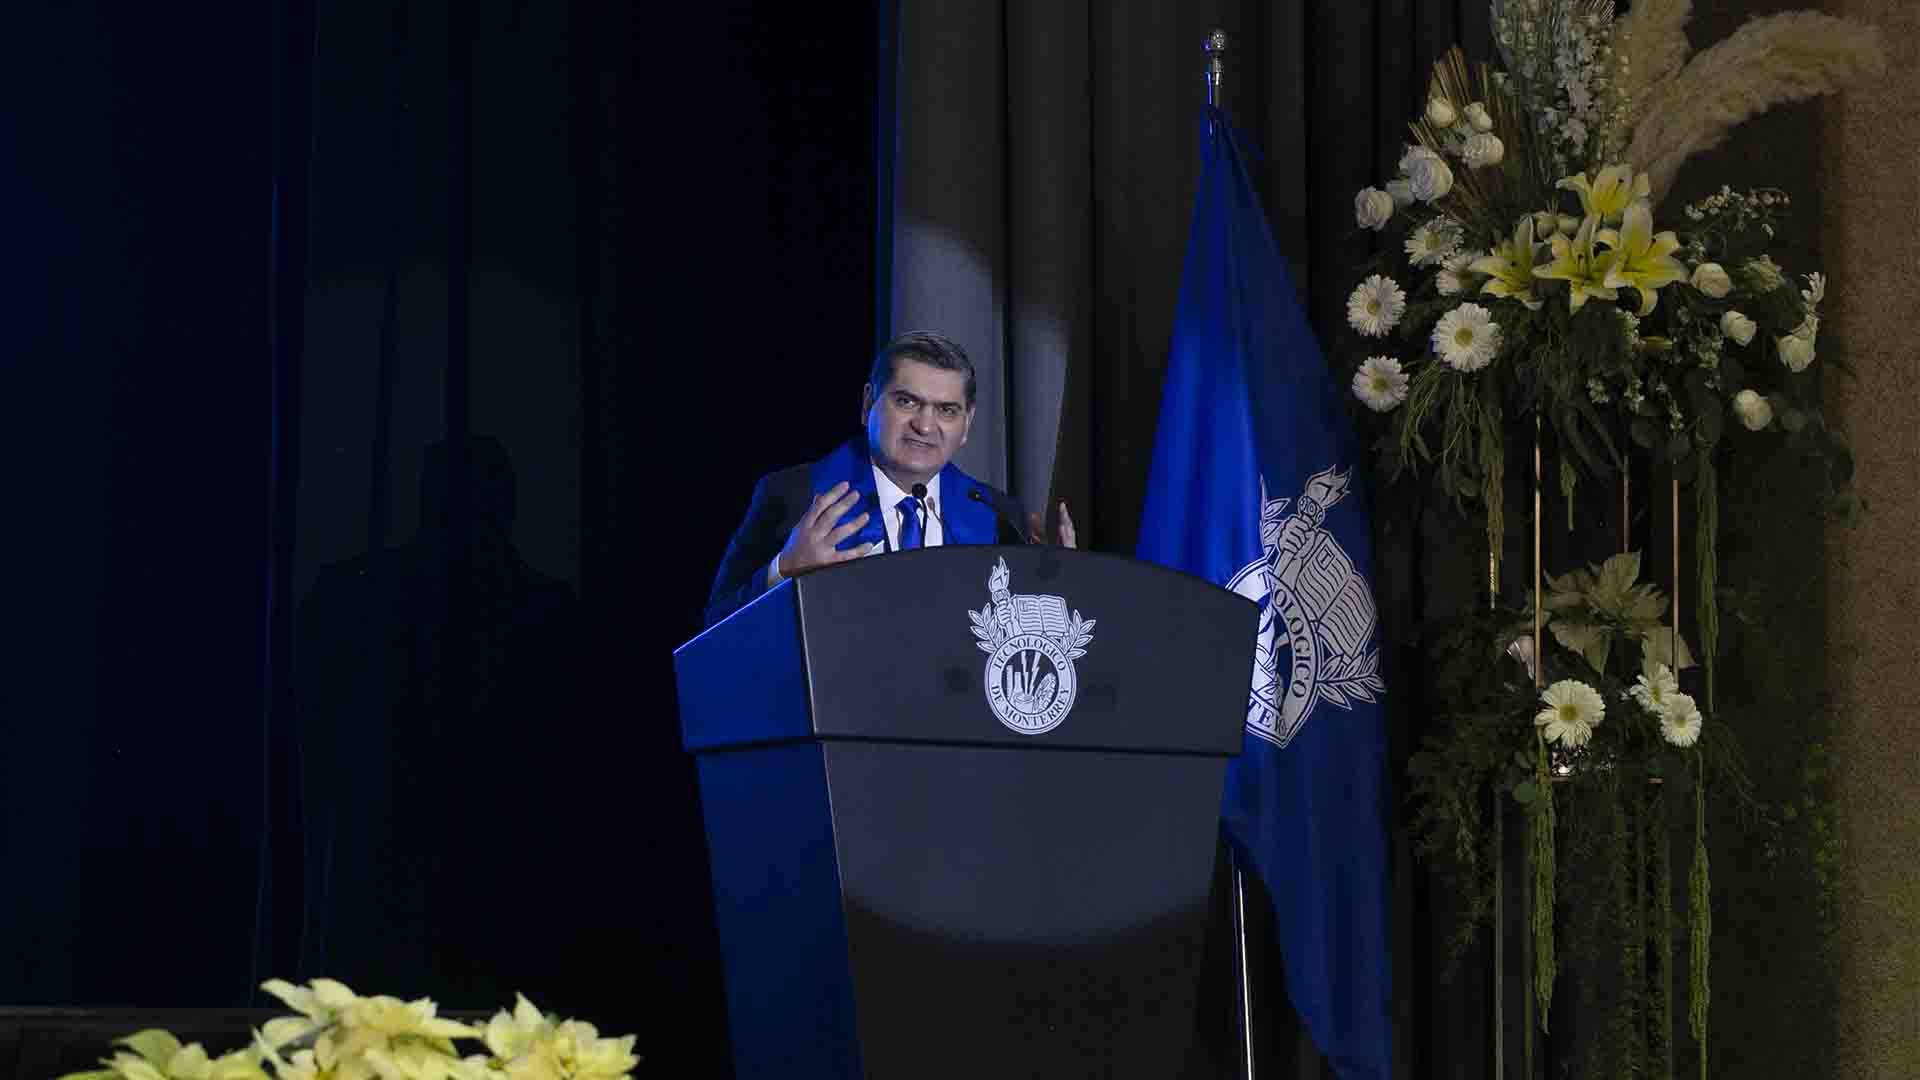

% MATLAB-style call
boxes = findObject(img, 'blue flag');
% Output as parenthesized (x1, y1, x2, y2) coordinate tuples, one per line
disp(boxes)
(1136, 109, 1392, 1079)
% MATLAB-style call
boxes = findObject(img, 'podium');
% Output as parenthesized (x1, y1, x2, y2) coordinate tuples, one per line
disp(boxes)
(674, 546, 1257, 1078)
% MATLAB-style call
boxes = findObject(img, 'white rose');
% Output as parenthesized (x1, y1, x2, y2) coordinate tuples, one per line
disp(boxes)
(1778, 332, 1816, 372)
(1463, 133, 1505, 168)
(1691, 262, 1732, 298)
(1532, 211, 1559, 237)
(1719, 310, 1757, 346)
(1426, 98, 1457, 128)
(1732, 390, 1774, 431)
(1354, 187, 1395, 231)
(1464, 102, 1494, 132)
(1407, 154, 1455, 203)
(1385, 178, 1415, 209)
(1398, 144, 1441, 176)
(1793, 313, 1820, 341)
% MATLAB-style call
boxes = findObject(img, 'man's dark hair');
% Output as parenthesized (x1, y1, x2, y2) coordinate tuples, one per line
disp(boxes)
(869, 331, 976, 407)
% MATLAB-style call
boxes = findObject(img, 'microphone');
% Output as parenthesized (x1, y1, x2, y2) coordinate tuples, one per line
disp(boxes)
(911, 482, 936, 537)
(968, 486, 1030, 544)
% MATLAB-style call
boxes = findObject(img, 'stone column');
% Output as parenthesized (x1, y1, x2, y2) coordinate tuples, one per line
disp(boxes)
(1820, 1, 1920, 1073)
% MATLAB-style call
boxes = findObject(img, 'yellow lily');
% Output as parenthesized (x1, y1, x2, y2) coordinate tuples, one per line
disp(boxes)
(1469, 215, 1545, 311)
(1556, 165, 1649, 224)
(1531, 214, 1620, 312)
(1601, 202, 1688, 315)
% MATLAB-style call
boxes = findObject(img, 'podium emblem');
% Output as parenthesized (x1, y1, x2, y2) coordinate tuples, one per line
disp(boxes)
(1227, 466, 1385, 749)
(968, 557, 1096, 735)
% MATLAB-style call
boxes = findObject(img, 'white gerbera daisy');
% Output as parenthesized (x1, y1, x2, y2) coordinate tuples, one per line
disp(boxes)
(1628, 662, 1679, 713)
(1536, 679, 1606, 748)
(1405, 219, 1462, 268)
(1660, 691, 1704, 747)
(1347, 275, 1407, 338)
(1352, 356, 1409, 412)
(1431, 303, 1501, 371)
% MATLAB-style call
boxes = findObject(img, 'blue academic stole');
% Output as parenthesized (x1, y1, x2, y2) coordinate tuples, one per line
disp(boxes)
(806, 438, 1000, 552)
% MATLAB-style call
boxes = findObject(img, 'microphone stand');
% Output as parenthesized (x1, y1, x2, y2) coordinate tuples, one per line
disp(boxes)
(967, 486, 1031, 544)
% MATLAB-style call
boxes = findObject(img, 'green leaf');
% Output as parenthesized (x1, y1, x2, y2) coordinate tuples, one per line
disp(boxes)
(1697, 400, 1725, 446)
(1630, 418, 1658, 448)
(1640, 629, 1696, 671)
(1625, 586, 1667, 623)
(1551, 620, 1613, 674)
(1780, 407, 1808, 434)
(1664, 757, 1696, 794)
(1596, 552, 1643, 601)
(1514, 781, 1540, 805)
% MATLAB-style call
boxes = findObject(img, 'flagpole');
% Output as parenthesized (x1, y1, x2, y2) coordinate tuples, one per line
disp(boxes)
(1204, 28, 1226, 109)
(1203, 28, 1258, 1080)
(1230, 853, 1258, 1079)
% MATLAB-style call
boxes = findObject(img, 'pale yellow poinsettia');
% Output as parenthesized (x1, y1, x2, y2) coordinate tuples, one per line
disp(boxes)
(1556, 165, 1650, 224)
(362, 1043, 482, 1080)
(1469, 215, 1545, 311)
(257, 979, 475, 1080)
(57, 1031, 268, 1080)
(488, 1012, 637, 1080)
(1601, 202, 1689, 315)
(482, 995, 554, 1064)
(1532, 215, 1620, 312)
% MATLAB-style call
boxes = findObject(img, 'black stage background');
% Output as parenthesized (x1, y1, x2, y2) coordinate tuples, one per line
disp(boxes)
(2, 1, 1835, 1078)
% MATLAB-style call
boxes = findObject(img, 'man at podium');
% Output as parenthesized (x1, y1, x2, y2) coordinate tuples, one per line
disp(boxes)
(704, 331, 1074, 627)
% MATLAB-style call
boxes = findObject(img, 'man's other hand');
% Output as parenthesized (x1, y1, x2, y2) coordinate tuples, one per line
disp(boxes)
(777, 482, 875, 577)
(1027, 500, 1078, 549)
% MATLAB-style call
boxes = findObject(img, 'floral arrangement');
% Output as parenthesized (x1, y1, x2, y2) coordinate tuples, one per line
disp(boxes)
(56, 980, 639, 1080)
(1343, 0, 1879, 587)
(1343, 1, 1882, 1075)
(1406, 553, 1752, 1072)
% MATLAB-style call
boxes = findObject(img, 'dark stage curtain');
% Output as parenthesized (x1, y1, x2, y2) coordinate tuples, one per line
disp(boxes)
(2, 1, 277, 1008)
(280, 0, 884, 1074)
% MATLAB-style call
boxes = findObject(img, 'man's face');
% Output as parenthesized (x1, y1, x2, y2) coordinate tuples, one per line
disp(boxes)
(862, 358, 973, 486)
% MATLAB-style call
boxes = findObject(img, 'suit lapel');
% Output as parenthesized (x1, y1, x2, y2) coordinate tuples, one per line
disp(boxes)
(938, 462, 1001, 546)
(807, 438, 886, 553)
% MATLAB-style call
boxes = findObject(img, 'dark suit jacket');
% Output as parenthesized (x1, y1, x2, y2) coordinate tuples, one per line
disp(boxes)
(704, 457, 1028, 628)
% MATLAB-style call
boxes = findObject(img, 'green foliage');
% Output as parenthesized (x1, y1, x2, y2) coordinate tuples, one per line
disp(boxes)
(1408, 579, 1753, 1055)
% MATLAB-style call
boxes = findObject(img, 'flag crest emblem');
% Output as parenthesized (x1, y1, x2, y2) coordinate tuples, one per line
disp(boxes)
(1226, 466, 1385, 748)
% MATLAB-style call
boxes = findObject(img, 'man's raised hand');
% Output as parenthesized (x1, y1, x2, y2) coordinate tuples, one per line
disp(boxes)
(777, 482, 876, 577)
(1027, 500, 1078, 549)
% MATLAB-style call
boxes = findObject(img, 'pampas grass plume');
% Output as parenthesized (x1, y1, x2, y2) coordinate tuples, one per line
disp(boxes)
(1626, 11, 1886, 204)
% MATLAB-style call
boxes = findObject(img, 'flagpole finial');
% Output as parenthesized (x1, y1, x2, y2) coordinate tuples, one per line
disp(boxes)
(1204, 30, 1227, 108)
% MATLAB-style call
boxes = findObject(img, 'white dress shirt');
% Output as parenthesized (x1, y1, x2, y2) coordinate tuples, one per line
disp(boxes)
(871, 467, 943, 552)
(767, 467, 943, 586)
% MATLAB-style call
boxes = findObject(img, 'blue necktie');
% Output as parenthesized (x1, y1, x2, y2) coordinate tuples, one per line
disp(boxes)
(897, 495, 924, 550)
